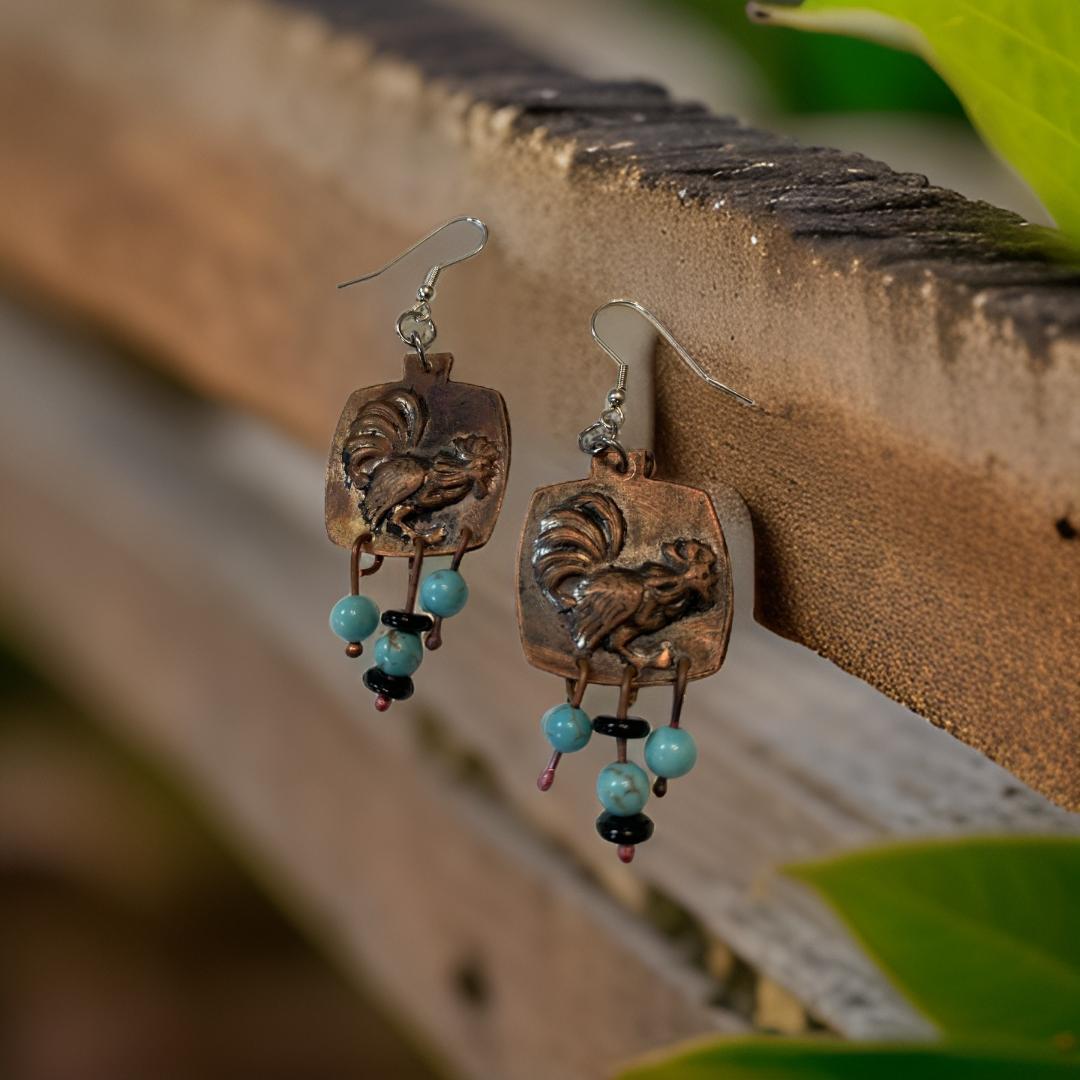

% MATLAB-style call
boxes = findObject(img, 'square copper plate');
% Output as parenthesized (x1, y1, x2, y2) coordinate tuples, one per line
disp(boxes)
(517, 451, 732, 687)
(326, 352, 510, 558)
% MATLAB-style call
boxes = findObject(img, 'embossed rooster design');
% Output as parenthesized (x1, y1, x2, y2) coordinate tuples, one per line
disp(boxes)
(532, 491, 718, 669)
(343, 389, 499, 544)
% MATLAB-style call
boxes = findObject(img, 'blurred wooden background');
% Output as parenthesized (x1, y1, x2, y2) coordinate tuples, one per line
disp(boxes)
(0, 650, 444, 1079)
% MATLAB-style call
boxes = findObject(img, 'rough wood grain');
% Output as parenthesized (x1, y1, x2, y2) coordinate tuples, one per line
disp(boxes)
(0, 309, 742, 1080)
(1, 0, 1077, 806)
(3, 304, 1077, 1047)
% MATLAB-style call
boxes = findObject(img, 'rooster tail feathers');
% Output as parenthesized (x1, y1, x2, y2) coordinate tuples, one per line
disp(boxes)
(532, 492, 625, 607)
(342, 390, 426, 485)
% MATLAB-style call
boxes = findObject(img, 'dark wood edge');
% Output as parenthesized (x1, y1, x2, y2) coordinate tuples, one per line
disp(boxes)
(284, 0, 1080, 354)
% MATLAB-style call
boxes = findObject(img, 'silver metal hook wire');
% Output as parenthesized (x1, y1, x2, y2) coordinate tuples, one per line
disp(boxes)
(336, 216, 488, 361)
(336, 216, 488, 292)
(579, 298, 756, 463)
(591, 299, 756, 408)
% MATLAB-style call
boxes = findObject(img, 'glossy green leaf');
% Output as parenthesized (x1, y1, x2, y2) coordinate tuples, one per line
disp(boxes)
(749, 1, 1080, 241)
(669, 0, 962, 115)
(787, 837, 1080, 1045)
(617, 1038, 1080, 1080)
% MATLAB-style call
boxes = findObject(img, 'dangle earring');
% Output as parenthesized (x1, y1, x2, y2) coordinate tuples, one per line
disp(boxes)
(326, 217, 510, 710)
(517, 300, 754, 862)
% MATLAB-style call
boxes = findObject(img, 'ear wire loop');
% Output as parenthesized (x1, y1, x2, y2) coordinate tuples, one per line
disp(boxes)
(337, 216, 489, 363)
(579, 298, 757, 468)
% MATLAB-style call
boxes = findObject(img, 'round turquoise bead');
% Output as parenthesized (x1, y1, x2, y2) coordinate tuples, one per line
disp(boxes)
(420, 569, 469, 618)
(596, 761, 650, 816)
(329, 594, 380, 642)
(645, 726, 698, 778)
(373, 630, 424, 677)
(541, 703, 592, 753)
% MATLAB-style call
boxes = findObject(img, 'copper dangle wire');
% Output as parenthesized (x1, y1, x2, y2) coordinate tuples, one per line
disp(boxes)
(364, 537, 431, 712)
(653, 657, 690, 798)
(405, 536, 426, 612)
(612, 665, 637, 863)
(615, 664, 635, 766)
(425, 526, 472, 651)
(537, 659, 590, 792)
(329, 533, 385, 660)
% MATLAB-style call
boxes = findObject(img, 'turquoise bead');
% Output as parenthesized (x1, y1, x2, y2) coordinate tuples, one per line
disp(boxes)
(645, 726, 697, 778)
(374, 630, 424, 676)
(329, 594, 380, 642)
(420, 569, 469, 618)
(596, 761, 650, 815)
(541, 703, 592, 753)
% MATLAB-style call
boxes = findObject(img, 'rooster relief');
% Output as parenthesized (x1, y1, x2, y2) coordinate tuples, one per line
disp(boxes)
(532, 491, 719, 670)
(342, 388, 500, 544)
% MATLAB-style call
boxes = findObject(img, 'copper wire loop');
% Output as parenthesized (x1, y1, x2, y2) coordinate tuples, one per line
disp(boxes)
(350, 533, 384, 594)
(584, 437, 629, 474)
(407, 329, 432, 371)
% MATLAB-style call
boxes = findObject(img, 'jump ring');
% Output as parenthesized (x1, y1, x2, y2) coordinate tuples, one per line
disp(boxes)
(396, 309, 437, 352)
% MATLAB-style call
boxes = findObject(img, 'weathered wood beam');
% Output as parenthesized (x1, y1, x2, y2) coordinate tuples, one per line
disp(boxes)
(4, 304, 1077, 1049)
(0, 1, 1076, 803)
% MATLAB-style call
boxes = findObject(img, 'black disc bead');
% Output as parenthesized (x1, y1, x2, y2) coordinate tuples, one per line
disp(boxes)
(591, 714, 650, 739)
(381, 609, 434, 633)
(363, 666, 415, 701)
(595, 811, 654, 846)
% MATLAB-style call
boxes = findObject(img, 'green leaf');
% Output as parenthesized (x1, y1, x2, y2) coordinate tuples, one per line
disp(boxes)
(668, 0, 963, 115)
(748, 0, 1080, 242)
(616, 1038, 1080, 1080)
(787, 837, 1080, 1046)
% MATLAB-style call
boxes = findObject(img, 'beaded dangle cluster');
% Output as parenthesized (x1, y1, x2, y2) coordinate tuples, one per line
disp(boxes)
(328, 530, 471, 710)
(539, 653, 699, 863)
(324, 218, 510, 711)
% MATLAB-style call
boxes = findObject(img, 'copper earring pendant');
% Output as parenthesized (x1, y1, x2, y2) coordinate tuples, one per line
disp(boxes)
(517, 299, 753, 862)
(325, 218, 510, 710)
(518, 448, 732, 861)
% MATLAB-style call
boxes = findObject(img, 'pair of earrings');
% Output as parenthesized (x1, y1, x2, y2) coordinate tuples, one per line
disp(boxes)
(325, 218, 755, 862)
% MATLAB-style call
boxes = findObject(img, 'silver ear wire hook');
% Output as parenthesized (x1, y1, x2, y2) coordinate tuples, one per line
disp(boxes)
(336, 216, 489, 365)
(579, 298, 756, 463)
